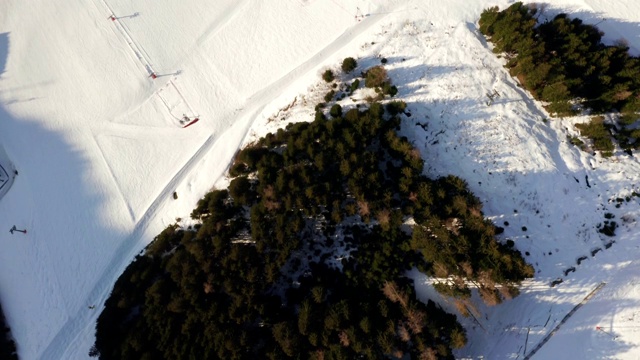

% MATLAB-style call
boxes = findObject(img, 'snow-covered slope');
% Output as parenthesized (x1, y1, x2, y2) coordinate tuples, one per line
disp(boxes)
(0, 0, 639, 359)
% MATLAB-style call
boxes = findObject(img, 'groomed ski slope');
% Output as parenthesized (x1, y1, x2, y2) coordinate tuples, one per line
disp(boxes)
(0, 0, 639, 359)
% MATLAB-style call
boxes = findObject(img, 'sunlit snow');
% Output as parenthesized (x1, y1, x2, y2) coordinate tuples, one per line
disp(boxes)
(1, 0, 640, 359)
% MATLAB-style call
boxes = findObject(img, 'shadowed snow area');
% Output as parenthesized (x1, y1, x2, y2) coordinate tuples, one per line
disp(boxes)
(0, 32, 16, 201)
(0, 0, 639, 359)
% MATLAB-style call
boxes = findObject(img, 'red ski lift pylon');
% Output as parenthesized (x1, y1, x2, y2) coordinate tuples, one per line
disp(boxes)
(182, 117, 200, 128)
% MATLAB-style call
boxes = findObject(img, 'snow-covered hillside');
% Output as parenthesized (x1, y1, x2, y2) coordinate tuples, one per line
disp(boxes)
(0, 0, 639, 359)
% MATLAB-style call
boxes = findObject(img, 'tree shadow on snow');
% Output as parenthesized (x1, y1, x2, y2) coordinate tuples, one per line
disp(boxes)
(536, 3, 640, 56)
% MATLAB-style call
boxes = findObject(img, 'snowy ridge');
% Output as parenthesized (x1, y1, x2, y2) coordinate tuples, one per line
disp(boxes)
(0, 0, 640, 359)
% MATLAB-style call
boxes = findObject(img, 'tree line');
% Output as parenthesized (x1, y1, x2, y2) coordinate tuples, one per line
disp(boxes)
(92, 59, 533, 359)
(480, 2, 640, 123)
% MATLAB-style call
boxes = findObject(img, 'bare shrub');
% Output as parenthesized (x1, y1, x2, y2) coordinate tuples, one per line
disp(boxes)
(376, 209, 391, 226)
(460, 261, 473, 278)
(313, 349, 325, 360)
(469, 205, 482, 217)
(382, 281, 408, 309)
(358, 200, 370, 217)
(478, 269, 495, 289)
(452, 275, 466, 289)
(614, 90, 632, 101)
(454, 299, 470, 317)
(203, 282, 214, 294)
(406, 308, 426, 334)
(398, 323, 411, 342)
(450, 328, 467, 349)
(365, 66, 388, 88)
(263, 185, 281, 211)
(409, 148, 421, 160)
(339, 330, 350, 347)
(433, 261, 450, 278)
(263, 184, 276, 199)
(479, 286, 501, 306)
(419, 348, 438, 360)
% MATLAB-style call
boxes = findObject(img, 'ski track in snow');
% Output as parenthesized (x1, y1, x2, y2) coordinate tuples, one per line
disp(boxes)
(96, 0, 154, 76)
(91, 135, 137, 223)
(524, 282, 607, 359)
(37, 134, 215, 360)
(174, 0, 253, 70)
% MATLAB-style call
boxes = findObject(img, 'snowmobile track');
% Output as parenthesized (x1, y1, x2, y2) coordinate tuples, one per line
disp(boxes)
(524, 282, 607, 359)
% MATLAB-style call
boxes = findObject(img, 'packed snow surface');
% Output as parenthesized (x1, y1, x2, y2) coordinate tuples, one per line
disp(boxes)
(0, 0, 640, 359)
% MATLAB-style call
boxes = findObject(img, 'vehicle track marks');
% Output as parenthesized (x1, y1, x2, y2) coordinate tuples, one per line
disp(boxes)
(524, 282, 607, 359)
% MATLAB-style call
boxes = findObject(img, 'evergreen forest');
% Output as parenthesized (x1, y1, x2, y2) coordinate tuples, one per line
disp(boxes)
(92, 60, 533, 359)
(0, 303, 18, 360)
(479, 2, 640, 151)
